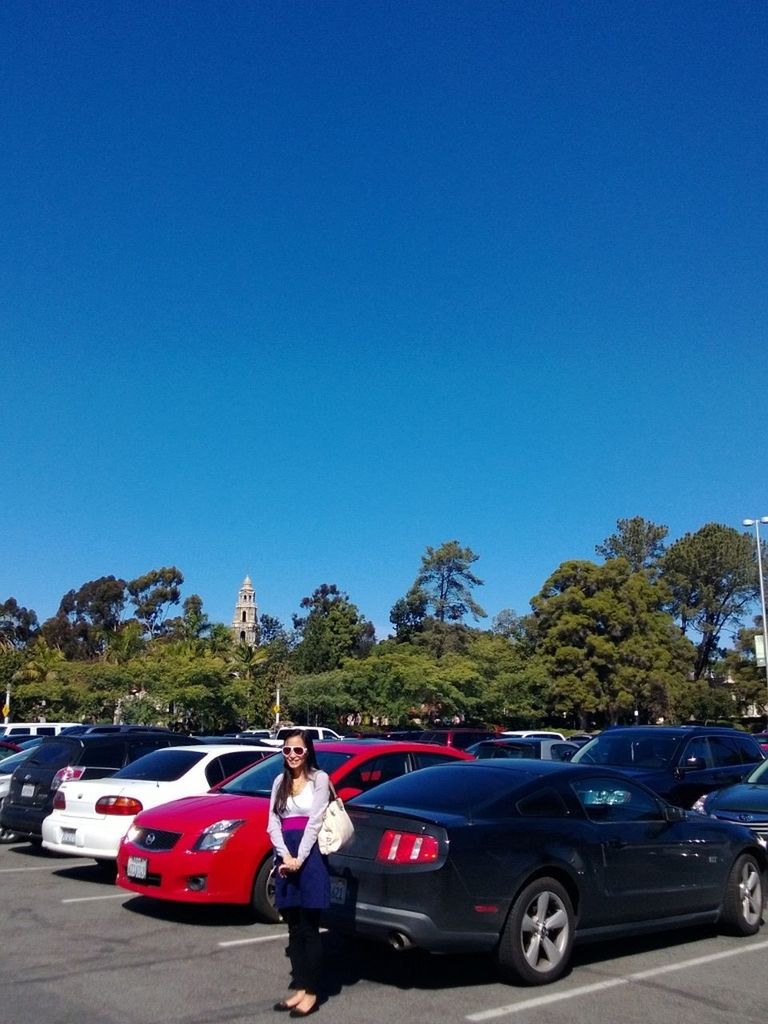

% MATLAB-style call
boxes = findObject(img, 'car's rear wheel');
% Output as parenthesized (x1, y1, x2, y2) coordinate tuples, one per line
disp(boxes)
(720, 853, 763, 936)
(251, 857, 281, 923)
(497, 877, 574, 985)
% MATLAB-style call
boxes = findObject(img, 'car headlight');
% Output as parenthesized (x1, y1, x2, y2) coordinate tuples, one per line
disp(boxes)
(193, 819, 246, 852)
(690, 796, 708, 814)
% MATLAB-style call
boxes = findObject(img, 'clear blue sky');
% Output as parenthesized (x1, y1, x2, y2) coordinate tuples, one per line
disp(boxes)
(2, 1, 767, 639)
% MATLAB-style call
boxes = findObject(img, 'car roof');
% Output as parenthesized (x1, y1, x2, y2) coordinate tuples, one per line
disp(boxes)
(149, 743, 274, 755)
(313, 739, 472, 756)
(38, 731, 194, 747)
(598, 725, 744, 736)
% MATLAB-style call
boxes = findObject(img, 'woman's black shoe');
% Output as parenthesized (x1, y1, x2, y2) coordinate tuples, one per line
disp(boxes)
(273, 1001, 292, 1012)
(289, 1002, 318, 1018)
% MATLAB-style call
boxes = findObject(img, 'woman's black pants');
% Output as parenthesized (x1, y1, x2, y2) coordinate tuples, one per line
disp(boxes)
(282, 907, 322, 995)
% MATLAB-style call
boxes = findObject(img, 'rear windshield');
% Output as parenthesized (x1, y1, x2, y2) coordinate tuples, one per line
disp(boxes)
(472, 741, 537, 758)
(573, 732, 680, 768)
(221, 750, 352, 796)
(351, 763, 539, 815)
(111, 749, 205, 781)
(27, 740, 79, 767)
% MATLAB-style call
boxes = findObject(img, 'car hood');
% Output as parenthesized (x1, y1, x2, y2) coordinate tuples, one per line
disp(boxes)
(133, 791, 270, 830)
(707, 784, 768, 814)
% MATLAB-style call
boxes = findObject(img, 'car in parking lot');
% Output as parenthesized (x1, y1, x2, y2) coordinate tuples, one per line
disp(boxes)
(693, 755, 768, 847)
(416, 728, 499, 749)
(571, 726, 764, 807)
(0, 739, 45, 842)
(467, 737, 579, 761)
(0, 731, 199, 842)
(116, 740, 473, 921)
(324, 759, 767, 985)
(41, 743, 274, 868)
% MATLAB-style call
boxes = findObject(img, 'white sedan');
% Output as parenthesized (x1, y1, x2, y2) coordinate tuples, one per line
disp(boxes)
(41, 743, 274, 865)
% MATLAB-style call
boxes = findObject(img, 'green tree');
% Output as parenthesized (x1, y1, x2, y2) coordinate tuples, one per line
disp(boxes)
(412, 540, 486, 622)
(389, 585, 428, 641)
(41, 576, 127, 659)
(596, 517, 668, 574)
(127, 567, 184, 638)
(661, 523, 757, 680)
(165, 595, 212, 650)
(719, 622, 768, 720)
(531, 559, 695, 728)
(292, 584, 375, 674)
(0, 598, 39, 649)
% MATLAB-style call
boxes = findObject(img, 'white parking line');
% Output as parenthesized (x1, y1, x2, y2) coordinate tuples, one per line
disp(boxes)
(0, 865, 72, 873)
(465, 939, 768, 1021)
(218, 927, 326, 948)
(218, 932, 289, 947)
(61, 893, 128, 904)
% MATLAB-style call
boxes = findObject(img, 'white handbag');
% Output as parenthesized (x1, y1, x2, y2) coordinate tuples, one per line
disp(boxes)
(317, 780, 355, 855)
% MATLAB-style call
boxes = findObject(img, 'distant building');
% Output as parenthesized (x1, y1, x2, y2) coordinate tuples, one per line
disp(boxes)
(232, 575, 259, 647)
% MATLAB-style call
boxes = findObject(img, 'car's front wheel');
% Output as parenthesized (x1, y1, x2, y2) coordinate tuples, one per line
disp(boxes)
(251, 857, 281, 923)
(497, 877, 574, 985)
(720, 853, 764, 936)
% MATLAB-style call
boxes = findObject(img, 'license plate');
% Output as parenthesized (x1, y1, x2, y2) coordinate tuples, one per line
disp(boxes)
(61, 828, 76, 846)
(329, 876, 347, 904)
(127, 856, 148, 880)
(21, 783, 35, 799)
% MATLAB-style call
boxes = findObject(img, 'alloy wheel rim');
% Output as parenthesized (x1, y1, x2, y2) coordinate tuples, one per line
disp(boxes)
(520, 890, 570, 972)
(739, 862, 762, 926)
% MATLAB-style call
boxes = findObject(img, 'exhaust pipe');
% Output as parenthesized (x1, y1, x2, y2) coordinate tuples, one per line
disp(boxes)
(388, 931, 414, 951)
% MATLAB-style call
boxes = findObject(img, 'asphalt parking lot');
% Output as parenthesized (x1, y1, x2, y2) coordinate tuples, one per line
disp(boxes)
(2, 840, 765, 1024)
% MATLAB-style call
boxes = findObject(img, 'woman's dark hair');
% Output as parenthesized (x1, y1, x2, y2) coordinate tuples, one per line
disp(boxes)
(274, 729, 321, 814)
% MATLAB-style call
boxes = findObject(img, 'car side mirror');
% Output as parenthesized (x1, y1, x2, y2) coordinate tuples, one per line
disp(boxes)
(682, 756, 706, 771)
(663, 804, 686, 822)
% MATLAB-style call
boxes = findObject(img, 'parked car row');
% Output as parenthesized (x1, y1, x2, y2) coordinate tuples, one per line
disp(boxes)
(2, 725, 766, 991)
(115, 740, 473, 920)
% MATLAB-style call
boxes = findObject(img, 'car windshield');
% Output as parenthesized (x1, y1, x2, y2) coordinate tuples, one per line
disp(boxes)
(469, 741, 537, 759)
(351, 762, 542, 816)
(220, 750, 352, 796)
(745, 758, 768, 784)
(573, 732, 679, 768)
(111, 749, 206, 781)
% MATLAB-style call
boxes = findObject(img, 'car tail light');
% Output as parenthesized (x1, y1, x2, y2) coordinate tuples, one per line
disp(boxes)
(53, 791, 66, 810)
(52, 765, 86, 791)
(95, 796, 144, 816)
(375, 830, 440, 864)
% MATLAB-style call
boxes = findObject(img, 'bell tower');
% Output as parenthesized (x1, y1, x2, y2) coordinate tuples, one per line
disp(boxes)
(232, 575, 259, 647)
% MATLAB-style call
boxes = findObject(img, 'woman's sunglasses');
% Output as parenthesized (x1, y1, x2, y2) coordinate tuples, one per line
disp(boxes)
(282, 746, 307, 756)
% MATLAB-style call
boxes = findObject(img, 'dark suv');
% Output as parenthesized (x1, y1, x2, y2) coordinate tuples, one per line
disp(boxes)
(0, 731, 198, 841)
(571, 726, 765, 807)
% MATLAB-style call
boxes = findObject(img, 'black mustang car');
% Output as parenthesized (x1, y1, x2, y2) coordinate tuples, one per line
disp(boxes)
(325, 760, 766, 986)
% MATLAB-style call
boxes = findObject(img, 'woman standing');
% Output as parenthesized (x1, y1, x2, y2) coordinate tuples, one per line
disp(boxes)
(267, 729, 330, 1017)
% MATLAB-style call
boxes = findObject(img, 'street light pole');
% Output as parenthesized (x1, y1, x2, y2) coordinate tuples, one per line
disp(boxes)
(743, 516, 768, 726)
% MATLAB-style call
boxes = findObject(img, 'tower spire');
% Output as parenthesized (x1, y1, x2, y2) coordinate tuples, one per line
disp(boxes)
(231, 576, 258, 647)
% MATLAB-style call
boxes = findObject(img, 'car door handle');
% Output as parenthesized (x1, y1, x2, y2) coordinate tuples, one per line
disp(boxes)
(607, 837, 628, 849)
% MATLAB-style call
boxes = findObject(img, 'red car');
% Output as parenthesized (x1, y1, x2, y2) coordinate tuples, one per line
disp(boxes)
(116, 740, 472, 921)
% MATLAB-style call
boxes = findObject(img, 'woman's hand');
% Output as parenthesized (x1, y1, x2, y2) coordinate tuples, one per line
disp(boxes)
(278, 854, 301, 876)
